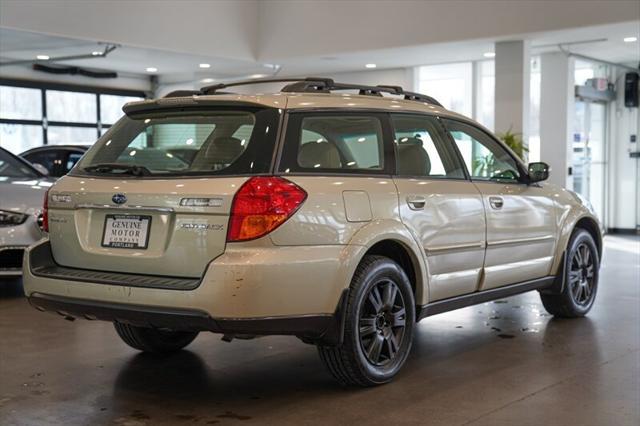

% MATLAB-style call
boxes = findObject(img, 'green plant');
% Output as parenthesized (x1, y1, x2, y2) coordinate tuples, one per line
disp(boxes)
(497, 127, 528, 160)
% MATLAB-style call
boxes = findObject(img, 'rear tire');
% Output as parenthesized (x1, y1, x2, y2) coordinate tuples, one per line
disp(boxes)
(540, 229, 599, 318)
(317, 255, 415, 387)
(114, 322, 198, 353)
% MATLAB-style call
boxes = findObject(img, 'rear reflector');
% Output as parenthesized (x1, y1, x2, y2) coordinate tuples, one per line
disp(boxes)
(41, 188, 50, 233)
(227, 176, 307, 242)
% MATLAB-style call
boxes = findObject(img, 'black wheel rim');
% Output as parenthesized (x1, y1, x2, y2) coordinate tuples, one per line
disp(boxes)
(358, 279, 407, 366)
(569, 242, 596, 306)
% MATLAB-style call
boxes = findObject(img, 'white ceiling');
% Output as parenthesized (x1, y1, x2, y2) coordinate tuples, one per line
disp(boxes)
(0, 20, 638, 87)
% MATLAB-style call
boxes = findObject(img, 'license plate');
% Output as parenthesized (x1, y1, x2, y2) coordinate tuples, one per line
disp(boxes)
(101, 215, 151, 249)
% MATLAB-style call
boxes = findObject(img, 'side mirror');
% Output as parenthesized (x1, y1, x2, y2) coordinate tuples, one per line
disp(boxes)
(32, 163, 50, 176)
(528, 162, 550, 183)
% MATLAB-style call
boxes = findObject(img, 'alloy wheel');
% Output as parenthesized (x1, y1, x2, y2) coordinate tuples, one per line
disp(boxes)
(569, 242, 596, 306)
(358, 279, 407, 366)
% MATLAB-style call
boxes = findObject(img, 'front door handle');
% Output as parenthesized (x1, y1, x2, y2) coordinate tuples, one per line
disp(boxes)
(407, 195, 426, 210)
(489, 196, 504, 210)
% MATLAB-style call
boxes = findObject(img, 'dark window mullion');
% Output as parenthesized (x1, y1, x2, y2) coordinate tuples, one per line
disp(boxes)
(42, 88, 48, 145)
(96, 93, 101, 138)
(48, 121, 102, 128)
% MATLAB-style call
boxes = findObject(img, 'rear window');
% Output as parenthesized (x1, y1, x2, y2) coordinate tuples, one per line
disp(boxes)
(74, 108, 279, 177)
(280, 113, 388, 174)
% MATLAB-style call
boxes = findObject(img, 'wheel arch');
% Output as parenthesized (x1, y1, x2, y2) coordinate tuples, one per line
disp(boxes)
(347, 220, 429, 305)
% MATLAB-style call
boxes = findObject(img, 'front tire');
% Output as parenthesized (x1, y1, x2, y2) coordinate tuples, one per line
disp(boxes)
(318, 255, 415, 386)
(114, 322, 199, 353)
(540, 229, 599, 317)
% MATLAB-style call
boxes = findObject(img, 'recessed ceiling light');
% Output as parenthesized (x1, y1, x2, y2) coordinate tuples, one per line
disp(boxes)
(250, 74, 266, 79)
(36, 55, 50, 60)
(483, 52, 496, 58)
(91, 51, 102, 56)
(201, 78, 214, 83)
(145, 67, 158, 73)
(199, 63, 211, 69)
(623, 36, 638, 43)
(365, 63, 377, 69)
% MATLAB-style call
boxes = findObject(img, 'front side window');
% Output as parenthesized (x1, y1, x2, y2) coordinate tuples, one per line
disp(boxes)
(391, 114, 465, 178)
(74, 108, 279, 177)
(281, 114, 386, 173)
(442, 119, 521, 182)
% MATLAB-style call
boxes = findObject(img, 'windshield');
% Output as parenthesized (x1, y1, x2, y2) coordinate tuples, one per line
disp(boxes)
(0, 149, 40, 178)
(75, 107, 279, 177)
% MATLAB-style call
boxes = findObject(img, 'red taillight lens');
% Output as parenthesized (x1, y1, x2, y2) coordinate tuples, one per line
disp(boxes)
(227, 176, 307, 242)
(40, 188, 50, 232)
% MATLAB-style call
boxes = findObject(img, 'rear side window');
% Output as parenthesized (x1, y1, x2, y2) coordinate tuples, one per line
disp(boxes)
(280, 113, 389, 174)
(391, 114, 465, 179)
(74, 108, 279, 177)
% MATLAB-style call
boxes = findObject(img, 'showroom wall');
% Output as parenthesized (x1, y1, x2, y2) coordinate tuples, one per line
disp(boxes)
(609, 68, 640, 230)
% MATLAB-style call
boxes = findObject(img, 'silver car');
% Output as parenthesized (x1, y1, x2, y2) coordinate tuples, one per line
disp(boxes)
(0, 147, 51, 276)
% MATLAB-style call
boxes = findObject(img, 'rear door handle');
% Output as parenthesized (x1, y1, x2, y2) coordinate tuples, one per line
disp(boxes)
(407, 195, 426, 210)
(489, 196, 504, 210)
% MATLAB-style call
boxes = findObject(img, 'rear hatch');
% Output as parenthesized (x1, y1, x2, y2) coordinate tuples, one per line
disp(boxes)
(46, 103, 280, 278)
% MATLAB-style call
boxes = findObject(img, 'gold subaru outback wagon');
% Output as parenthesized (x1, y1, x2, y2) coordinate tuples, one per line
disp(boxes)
(23, 78, 603, 386)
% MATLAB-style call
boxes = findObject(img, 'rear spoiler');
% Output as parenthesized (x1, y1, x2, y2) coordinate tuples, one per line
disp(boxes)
(122, 97, 274, 117)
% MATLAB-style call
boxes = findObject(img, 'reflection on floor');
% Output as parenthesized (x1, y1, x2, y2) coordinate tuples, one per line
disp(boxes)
(1, 235, 638, 425)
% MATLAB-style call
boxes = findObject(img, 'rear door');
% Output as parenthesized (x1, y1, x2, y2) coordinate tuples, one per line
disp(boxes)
(47, 106, 279, 278)
(391, 114, 486, 301)
(442, 118, 557, 290)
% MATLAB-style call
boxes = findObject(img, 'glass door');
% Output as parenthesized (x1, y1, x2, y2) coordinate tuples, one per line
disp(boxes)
(572, 100, 607, 223)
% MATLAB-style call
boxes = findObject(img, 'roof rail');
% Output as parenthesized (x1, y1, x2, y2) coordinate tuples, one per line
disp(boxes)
(178, 76, 442, 107)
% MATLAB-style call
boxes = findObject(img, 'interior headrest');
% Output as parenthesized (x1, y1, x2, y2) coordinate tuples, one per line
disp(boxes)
(298, 141, 341, 169)
(191, 136, 244, 170)
(397, 144, 431, 176)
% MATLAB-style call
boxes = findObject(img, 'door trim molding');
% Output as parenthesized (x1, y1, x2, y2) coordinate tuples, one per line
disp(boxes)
(486, 235, 555, 247)
(425, 241, 486, 255)
(417, 276, 555, 320)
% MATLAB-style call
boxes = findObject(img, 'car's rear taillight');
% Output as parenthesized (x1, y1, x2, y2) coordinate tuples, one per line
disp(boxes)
(40, 188, 50, 232)
(227, 176, 307, 242)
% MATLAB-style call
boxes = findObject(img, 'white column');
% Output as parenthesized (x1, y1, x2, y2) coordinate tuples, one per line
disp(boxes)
(539, 52, 574, 188)
(494, 40, 530, 145)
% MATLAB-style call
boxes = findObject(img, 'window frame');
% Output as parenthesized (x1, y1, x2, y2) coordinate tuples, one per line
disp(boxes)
(390, 112, 468, 181)
(277, 110, 396, 176)
(0, 78, 146, 152)
(440, 117, 529, 185)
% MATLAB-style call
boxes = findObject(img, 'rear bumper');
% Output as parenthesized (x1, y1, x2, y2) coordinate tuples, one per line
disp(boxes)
(23, 240, 358, 344)
(28, 291, 347, 343)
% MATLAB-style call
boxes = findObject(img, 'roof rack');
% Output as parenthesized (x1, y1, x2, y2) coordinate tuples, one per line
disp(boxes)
(164, 77, 442, 107)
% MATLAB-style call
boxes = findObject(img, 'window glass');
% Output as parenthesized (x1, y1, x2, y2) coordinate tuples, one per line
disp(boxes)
(66, 152, 84, 173)
(48, 126, 97, 145)
(100, 94, 144, 124)
(0, 124, 44, 154)
(392, 114, 465, 178)
(476, 61, 495, 131)
(23, 151, 60, 176)
(443, 119, 520, 182)
(291, 115, 384, 171)
(0, 149, 39, 178)
(0, 86, 42, 120)
(417, 63, 473, 117)
(46, 90, 97, 123)
(76, 109, 278, 177)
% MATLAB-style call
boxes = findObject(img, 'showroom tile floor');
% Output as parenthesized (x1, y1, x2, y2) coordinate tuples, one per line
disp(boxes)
(1, 235, 638, 426)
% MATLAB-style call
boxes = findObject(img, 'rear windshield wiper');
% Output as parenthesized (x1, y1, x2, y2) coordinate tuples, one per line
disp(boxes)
(83, 163, 152, 176)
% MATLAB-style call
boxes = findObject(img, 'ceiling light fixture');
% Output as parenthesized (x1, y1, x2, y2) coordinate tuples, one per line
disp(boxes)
(145, 67, 158, 73)
(201, 78, 214, 83)
(199, 63, 211, 69)
(36, 55, 50, 60)
(623, 36, 638, 43)
(250, 74, 266, 79)
(483, 52, 496, 58)
(365, 63, 377, 69)
(91, 51, 102, 56)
